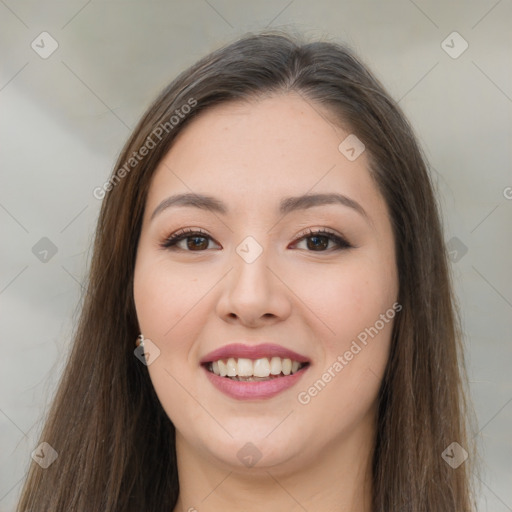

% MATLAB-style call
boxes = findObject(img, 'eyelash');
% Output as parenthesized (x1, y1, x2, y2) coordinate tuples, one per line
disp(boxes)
(160, 227, 352, 252)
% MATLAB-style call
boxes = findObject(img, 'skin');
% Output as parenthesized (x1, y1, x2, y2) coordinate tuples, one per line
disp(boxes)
(133, 93, 399, 512)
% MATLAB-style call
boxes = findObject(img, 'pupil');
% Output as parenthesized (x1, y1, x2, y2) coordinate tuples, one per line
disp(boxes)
(308, 235, 328, 250)
(188, 236, 207, 250)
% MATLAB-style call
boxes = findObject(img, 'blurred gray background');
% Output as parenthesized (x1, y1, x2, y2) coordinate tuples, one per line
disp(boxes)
(1, 1, 511, 510)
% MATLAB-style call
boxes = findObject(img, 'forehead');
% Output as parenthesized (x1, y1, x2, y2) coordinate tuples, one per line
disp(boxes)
(144, 93, 386, 221)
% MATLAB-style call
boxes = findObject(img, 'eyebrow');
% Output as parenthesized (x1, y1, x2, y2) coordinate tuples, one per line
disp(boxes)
(150, 192, 368, 221)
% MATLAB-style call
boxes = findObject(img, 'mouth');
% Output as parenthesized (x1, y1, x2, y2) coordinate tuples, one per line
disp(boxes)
(200, 343, 311, 400)
(203, 357, 310, 381)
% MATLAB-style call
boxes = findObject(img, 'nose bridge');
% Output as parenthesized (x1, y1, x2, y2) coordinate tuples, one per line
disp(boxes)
(230, 234, 270, 295)
(235, 234, 266, 266)
(216, 231, 291, 325)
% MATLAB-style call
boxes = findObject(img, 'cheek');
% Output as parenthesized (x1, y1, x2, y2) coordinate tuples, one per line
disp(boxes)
(296, 294, 395, 434)
(134, 259, 207, 424)
(297, 257, 396, 351)
(293, 252, 396, 413)
(134, 257, 204, 342)
(295, 257, 397, 422)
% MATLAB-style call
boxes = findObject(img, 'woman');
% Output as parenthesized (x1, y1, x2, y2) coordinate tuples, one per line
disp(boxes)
(17, 31, 477, 511)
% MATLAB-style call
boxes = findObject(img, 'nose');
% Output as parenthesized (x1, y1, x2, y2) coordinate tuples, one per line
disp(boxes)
(215, 240, 292, 328)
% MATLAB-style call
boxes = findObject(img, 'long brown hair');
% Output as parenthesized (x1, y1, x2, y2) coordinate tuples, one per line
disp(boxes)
(17, 30, 478, 511)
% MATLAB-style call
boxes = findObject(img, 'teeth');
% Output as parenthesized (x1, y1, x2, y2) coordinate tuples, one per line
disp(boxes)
(237, 358, 253, 377)
(218, 360, 228, 377)
(269, 356, 282, 375)
(253, 358, 270, 377)
(208, 356, 305, 378)
(226, 357, 237, 377)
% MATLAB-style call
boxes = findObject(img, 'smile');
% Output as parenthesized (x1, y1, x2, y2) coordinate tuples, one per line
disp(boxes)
(206, 357, 308, 380)
(200, 343, 311, 399)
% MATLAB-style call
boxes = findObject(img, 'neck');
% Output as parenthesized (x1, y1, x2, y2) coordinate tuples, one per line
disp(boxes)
(172, 411, 375, 512)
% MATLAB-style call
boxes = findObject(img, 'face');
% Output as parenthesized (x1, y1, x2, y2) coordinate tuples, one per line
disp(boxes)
(133, 93, 399, 474)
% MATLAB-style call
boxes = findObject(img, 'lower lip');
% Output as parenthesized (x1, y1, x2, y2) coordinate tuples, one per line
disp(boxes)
(203, 365, 308, 400)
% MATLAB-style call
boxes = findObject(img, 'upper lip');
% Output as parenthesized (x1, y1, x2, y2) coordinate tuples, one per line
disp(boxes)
(200, 343, 310, 364)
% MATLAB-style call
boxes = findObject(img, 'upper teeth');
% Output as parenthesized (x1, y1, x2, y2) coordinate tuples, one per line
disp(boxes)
(209, 357, 303, 377)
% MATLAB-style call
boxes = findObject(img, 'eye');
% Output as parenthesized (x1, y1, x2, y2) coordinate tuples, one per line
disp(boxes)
(292, 228, 352, 252)
(161, 228, 352, 252)
(161, 228, 220, 251)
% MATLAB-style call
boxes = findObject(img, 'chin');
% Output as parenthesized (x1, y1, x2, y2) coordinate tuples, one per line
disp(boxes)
(202, 427, 311, 472)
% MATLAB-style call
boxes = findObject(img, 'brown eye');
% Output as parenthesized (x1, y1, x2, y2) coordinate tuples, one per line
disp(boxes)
(305, 234, 330, 251)
(294, 229, 352, 252)
(161, 228, 352, 252)
(184, 235, 209, 251)
(161, 229, 220, 251)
